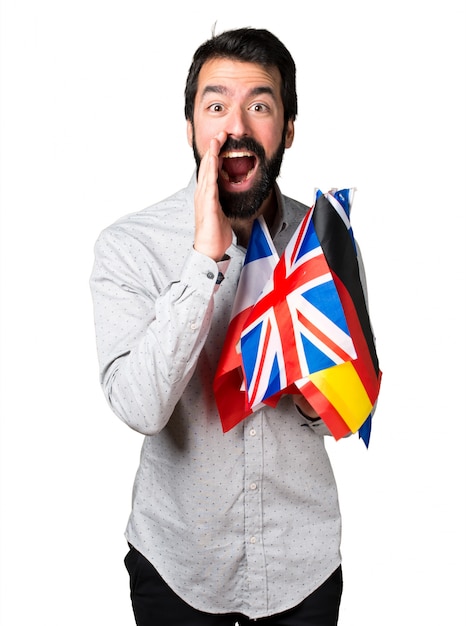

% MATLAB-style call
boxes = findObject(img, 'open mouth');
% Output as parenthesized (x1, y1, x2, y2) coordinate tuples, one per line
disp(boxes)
(220, 151, 257, 184)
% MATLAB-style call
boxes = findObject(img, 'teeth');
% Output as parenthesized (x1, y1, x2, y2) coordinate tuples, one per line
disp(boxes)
(221, 151, 253, 158)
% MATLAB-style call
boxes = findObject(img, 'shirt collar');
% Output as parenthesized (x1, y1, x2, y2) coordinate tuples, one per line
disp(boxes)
(270, 183, 289, 240)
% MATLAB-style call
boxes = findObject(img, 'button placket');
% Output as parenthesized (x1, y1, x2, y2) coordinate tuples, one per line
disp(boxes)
(243, 412, 268, 605)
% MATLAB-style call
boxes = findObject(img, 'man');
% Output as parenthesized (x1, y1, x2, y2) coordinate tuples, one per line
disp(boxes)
(91, 27, 367, 625)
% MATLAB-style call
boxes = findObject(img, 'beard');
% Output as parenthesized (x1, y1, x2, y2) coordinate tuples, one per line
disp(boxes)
(192, 130, 287, 219)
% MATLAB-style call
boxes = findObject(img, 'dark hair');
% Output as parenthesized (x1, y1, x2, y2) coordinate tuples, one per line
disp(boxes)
(184, 27, 297, 124)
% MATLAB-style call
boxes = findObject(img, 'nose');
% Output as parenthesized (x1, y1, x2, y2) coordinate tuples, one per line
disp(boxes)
(225, 106, 250, 138)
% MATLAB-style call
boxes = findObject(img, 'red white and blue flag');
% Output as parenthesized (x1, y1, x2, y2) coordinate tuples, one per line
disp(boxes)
(240, 206, 356, 406)
(214, 189, 381, 445)
(213, 217, 278, 432)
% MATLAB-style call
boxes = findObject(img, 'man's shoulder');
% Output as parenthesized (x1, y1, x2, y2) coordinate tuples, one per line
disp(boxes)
(281, 191, 311, 224)
(283, 193, 309, 210)
(114, 180, 193, 230)
(97, 177, 195, 244)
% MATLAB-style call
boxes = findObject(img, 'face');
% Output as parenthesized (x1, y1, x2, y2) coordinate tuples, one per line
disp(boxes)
(187, 58, 294, 219)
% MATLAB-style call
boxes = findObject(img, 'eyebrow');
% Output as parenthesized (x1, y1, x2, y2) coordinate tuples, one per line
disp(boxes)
(200, 85, 277, 100)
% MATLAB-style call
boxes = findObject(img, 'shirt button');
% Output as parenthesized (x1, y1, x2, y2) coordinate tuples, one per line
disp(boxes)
(249, 428, 256, 437)
(250, 482, 257, 490)
(207, 271, 215, 280)
(190, 322, 197, 330)
(250, 536, 257, 544)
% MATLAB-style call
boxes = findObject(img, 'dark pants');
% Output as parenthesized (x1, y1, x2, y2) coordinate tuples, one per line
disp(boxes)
(124, 545, 343, 625)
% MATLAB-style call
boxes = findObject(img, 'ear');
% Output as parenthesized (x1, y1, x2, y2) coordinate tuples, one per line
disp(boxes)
(284, 119, 294, 149)
(186, 120, 193, 147)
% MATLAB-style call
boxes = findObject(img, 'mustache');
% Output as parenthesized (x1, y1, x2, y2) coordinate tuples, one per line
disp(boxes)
(220, 136, 266, 160)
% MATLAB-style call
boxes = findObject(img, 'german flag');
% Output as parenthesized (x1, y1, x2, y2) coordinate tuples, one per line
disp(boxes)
(296, 189, 382, 446)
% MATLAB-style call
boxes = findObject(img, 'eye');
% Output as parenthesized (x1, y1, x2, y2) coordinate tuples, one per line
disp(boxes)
(208, 103, 224, 113)
(250, 102, 269, 113)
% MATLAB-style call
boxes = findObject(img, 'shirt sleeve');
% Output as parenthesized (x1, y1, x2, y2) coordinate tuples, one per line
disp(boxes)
(90, 226, 227, 435)
(294, 405, 333, 436)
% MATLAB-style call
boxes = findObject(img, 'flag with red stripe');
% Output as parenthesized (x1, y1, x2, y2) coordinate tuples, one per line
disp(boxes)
(296, 189, 382, 445)
(214, 217, 278, 432)
(240, 206, 357, 415)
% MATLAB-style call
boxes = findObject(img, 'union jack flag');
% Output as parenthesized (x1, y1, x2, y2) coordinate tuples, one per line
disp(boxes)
(240, 201, 357, 412)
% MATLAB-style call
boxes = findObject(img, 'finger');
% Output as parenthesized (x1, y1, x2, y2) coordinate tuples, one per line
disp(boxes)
(211, 130, 228, 157)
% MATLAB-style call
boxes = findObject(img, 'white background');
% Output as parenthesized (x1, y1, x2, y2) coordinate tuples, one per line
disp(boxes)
(1, 1, 465, 624)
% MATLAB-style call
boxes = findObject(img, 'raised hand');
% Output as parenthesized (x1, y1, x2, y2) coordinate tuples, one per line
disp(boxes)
(193, 131, 233, 261)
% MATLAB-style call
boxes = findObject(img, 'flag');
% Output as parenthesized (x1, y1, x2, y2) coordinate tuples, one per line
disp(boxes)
(213, 217, 278, 432)
(296, 189, 382, 445)
(240, 206, 357, 415)
(214, 189, 381, 446)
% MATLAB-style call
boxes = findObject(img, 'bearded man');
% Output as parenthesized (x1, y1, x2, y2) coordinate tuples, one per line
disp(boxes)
(90, 27, 369, 626)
